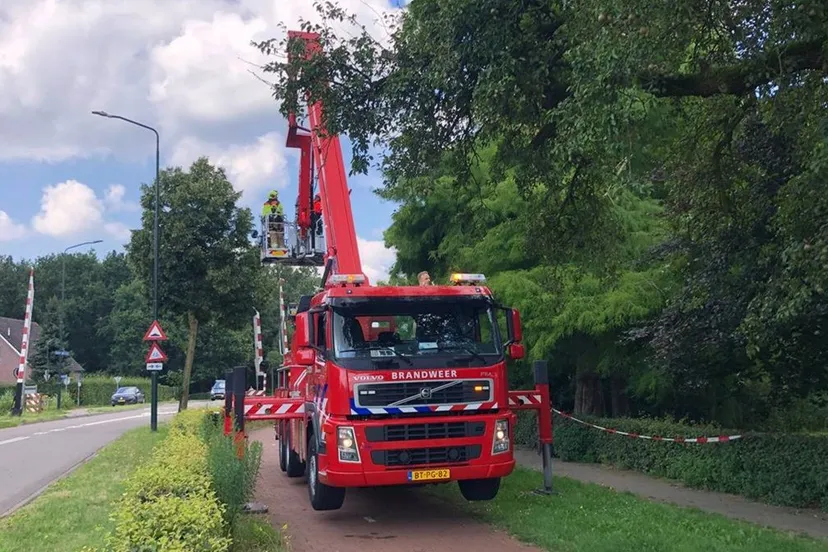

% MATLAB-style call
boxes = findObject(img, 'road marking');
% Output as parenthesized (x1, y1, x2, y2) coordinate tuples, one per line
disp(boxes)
(0, 436, 30, 446)
(1, 408, 183, 442)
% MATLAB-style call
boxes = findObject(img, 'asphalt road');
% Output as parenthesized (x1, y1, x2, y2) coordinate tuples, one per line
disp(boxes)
(0, 401, 208, 517)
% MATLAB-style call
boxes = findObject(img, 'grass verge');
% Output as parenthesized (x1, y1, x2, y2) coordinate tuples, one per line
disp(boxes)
(231, 515, 287, 552)
(0, 425, 168, 552)
(429, 468, 827, 552)
(0, 409, 68, 429)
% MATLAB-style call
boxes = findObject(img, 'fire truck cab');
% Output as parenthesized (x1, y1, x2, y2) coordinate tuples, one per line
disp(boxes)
(275, 272, 526, 510)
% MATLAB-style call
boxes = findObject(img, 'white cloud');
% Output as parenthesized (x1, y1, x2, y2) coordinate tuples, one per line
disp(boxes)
(32, 180, 104, 237)
(103, 184, 140, 212)
(0, 211, 26, 241)
(358, 237, 396, 283)
(0, 0, 399, 163)
(104, 184, 125, 205)
(31, 179, 135, 239)
(170, 132, 288, 198)
(104, 222, 132, 241)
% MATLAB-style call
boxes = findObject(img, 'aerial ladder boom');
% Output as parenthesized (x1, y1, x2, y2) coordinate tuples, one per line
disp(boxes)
(260, 31, 366, 286)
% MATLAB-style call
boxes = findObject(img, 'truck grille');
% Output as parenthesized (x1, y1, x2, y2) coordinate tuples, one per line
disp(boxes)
(355, 379, 492, 407)
(370, 445, 482, 467)
(364, 421, 485, 442)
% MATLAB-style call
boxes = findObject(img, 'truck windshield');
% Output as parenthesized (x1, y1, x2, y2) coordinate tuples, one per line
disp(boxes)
(330, 296, 502, 369)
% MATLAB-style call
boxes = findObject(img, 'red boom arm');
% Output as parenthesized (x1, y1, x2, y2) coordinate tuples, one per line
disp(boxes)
(285, 31, 365, 284)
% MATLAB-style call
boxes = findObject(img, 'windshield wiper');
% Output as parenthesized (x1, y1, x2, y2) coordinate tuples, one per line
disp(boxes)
(437, 343, 486, 363)
(339, 345, 413, 365)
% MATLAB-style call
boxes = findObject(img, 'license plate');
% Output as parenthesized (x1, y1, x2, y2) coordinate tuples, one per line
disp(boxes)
(407, 468, 450, 482)
(118, 399, 125, 402)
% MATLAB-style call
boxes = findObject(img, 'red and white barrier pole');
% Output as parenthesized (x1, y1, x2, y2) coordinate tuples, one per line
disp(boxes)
(253, 309, 264, 391)
(11, 267, 35, 417)
(278, 278, 289, 356)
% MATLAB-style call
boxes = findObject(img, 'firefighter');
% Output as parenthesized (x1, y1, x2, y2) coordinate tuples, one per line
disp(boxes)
(418, 271, 432, 286)
(262, 190, 285, 249)
(312, 193, 323, 236)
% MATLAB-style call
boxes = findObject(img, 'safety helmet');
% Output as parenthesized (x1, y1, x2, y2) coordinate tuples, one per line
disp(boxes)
(268, 190, 278, 199)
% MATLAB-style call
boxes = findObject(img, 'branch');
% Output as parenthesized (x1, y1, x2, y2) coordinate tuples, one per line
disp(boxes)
(640, 36, 827, 98)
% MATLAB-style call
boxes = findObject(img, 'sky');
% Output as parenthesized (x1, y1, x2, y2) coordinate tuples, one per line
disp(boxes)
(0, 0, 405, 283)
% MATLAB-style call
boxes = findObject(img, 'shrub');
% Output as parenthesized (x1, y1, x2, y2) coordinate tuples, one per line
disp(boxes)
(87, 408, 264, 551)
(0, 388, 14, 414)
(201, 412, 264, 529)
(88, 414, 232, 552)
(515, 411, 828, 511)
(50, 375, 178, 407)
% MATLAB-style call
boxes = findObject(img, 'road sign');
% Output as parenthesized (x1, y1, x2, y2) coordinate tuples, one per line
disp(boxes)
(146, 362, 163, 371)
(145, 342, 168, 363)
(143, 320, 168, 342)
(54, 349, 70, 357)
(62, 374, 70, 386)
(114, 376, 122, 386)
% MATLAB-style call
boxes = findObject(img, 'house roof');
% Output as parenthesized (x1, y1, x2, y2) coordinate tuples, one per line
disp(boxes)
(0, 316, 42, 352)
(0, 316, 83, 373)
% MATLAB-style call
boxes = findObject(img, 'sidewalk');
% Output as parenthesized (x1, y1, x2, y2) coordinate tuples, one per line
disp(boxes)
(514, 448, 828, 540)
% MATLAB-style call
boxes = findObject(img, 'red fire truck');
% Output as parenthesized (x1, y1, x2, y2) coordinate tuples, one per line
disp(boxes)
(233, 30, 553, 512)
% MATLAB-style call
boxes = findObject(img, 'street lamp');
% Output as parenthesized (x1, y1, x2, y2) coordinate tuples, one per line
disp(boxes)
(92, 110, 161, 432)
(60, 240, 102, 409)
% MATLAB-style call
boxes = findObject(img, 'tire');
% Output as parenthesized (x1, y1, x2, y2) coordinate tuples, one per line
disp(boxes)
(458, 477, 501, 501)
(285, 426, 306, 478)
(307, 438, 345, 511)
(278, 423, 287, 473)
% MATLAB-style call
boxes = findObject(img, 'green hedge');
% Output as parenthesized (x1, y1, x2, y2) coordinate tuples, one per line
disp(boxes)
(58, 375, 178, 406)
(83, 408, 263, 551)
(515, 411, 828, 511)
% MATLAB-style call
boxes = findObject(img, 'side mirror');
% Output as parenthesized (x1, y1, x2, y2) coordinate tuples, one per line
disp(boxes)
(507, 343, 525, 360)
(295, 347, 315, 366)
(293, 312, 311, 348)
(505, 308, 522, 344)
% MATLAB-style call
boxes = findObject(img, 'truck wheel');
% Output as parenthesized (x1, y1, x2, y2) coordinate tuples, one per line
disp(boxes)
(285, 426, 306, 478)
(307, 438, 345, 511)
(458, 477, 501, 501)
(278, 424, 287, 473)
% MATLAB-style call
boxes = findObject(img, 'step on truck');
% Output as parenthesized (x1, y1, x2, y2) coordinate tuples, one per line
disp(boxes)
(228, 30, 553, 511)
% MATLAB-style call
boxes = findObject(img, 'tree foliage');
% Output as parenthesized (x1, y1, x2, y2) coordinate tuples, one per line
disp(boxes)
(255, 0, 828, 427)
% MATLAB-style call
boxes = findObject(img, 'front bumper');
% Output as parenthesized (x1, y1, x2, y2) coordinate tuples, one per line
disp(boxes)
(321, 457, 514, 487)
(318, 412, 517, 488)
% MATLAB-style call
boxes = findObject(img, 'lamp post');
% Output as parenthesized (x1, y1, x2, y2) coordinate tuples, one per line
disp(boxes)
(60, 240, 102, 409)
(92, 110, 161, 431)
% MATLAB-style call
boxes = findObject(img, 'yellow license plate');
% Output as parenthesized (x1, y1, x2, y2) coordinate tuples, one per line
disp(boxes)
(407, 468, 450, 482)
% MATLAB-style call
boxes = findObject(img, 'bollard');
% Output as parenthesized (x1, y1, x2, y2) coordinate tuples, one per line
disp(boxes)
(223, 368, 234, 436)
(532, 359, 555, 495)
(233, 365, 247, 458)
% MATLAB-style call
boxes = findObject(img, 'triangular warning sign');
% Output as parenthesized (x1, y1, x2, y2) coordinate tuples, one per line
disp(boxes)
(143, 320, 168, 342)
(145, 342, 168, 363)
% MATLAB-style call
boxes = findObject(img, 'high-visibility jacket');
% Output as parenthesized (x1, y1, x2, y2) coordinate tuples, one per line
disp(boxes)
(262, 200, 284, 217)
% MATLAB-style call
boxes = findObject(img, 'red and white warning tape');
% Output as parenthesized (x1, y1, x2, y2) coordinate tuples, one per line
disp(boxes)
(552, 408, 743, 443)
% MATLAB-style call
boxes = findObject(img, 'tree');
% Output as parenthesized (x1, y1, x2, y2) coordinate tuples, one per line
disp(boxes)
(127, 158, 258, 410)
(253, 0, 828, 426)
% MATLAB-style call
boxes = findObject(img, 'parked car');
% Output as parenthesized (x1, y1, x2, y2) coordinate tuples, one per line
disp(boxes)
(110, 386, 145, 406)
(210, 379, 226, 400)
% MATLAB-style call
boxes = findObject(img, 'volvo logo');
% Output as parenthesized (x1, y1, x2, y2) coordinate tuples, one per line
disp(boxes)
(419, 387, 433, 399)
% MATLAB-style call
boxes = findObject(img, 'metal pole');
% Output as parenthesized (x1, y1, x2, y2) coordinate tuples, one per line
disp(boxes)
(151, 129, 160, 432)
(60, 240, 101, 410)
(91, 111, 161, 432)
(532, 359, 555, 495)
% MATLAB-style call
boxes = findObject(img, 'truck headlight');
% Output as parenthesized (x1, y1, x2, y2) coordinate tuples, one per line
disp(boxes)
(492, 419, 510, 455)
(337, 426, 360, 463)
